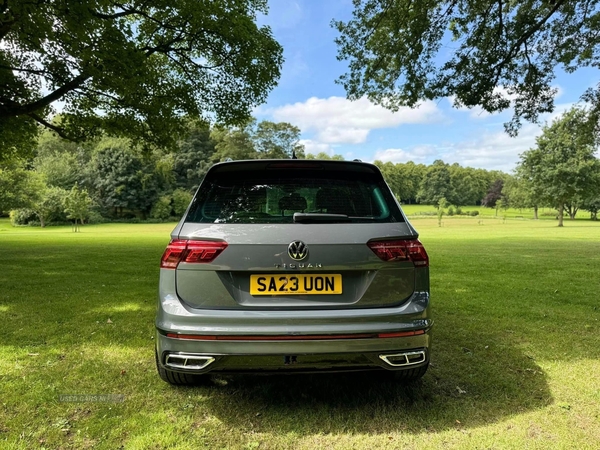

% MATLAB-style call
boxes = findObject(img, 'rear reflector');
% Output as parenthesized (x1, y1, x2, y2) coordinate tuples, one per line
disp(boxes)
(367, 239, 429, 266)
(160, 239, 228, 269)
(166, 329, 425, 341)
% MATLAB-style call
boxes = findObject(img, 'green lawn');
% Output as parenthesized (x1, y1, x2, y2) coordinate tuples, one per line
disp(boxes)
(1, 218, 599, 449)
(400, 203, 590, 221)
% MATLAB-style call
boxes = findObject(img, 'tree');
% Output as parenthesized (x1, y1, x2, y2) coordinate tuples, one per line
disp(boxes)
(449, 164, 489, 206)
(252, 121, 305, 159)
(581, 192, 600, 221)
(334, 1, 600, 135)
(305, 152, 345, 160)
(89, 139, 159, 218)
(172, 121, 216, 192)
(481, 179, 504, 208)
(64, 184, 92, 230)
(211, 120, 306, 161)
(437, 197, 448, 227)
(513, 157, 547, 220)
(503, 175, 540, 219)
(211, 124, 258, 161)
(172, 189, 192, 216)
(495, 198, 508, 219)
(0, 164, 43, 213)
(417, 160, 455, 205)
(30, 186, 69, 228)
(579, 165, 600, 220)
(33, 131, 86, 190)
(0, 0, 283, 160)
(516, 108, 600, 226)
(401, 162, 426, 204)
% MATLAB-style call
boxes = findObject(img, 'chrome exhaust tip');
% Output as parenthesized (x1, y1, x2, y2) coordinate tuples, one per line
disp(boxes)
(379, 350, 426, 367)
(165, 353, 215, 371)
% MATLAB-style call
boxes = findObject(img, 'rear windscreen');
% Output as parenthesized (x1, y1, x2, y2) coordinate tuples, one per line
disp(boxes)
(185, 168, 404, 224)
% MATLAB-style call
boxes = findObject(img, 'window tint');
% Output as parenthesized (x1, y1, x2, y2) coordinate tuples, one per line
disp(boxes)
(186, 169, 404, 224)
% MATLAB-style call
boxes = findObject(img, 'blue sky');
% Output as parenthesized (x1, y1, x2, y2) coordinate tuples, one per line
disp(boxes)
(255, 1, 599, 173)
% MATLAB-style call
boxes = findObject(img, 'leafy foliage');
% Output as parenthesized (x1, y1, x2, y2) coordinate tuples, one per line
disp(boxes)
(9, 207, 36, 226)
(306, 152, 345, 161)
(172, 121, 215, 192)
(418, 160, 455, 206)
(516, 107, 600, 226)
(33, 130, 87, 189)
(172, 189, 192, 216)
(211, 123, 258, 161)
(150, 195, 173, 220)
(89, 140, 160, 218)
(30, 186, 69, 227)
(334, 0, 600, 134)
(252, 121, 305, 159)
(481, 179, 504, 207)
(0, 0, 283, 159)
(0, 164, 43, 213)
(64, 184, 93, 227)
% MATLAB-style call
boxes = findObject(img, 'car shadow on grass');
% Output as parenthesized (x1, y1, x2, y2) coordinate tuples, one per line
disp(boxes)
(194, 330, 551, 435)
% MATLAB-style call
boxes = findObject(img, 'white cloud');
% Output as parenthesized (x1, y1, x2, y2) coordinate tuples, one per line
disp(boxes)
(441, 124, 540, 171)
(383, 100, 580, 172)
(374, 145, 437, 163)
(373, 123, 542, 172)
(270, 96, 443, 144)
(298, 139, 333, 156)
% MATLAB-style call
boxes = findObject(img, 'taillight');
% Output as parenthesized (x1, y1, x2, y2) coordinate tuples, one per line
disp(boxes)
(160, 239, 228, 269)
(367, 239, 429, 266)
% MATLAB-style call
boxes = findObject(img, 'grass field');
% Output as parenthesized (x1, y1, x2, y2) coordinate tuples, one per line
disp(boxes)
(400, 203, 590, 221)
(1, 218, 599, 449)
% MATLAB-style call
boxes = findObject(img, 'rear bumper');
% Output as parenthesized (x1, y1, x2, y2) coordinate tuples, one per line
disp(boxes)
(156, 285, 432, 374)
(156, 346, 430, 374)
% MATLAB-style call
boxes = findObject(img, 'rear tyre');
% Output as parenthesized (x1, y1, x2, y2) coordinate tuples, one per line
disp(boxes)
(155, 349, 208, 386)
(391, 362, 429, 382)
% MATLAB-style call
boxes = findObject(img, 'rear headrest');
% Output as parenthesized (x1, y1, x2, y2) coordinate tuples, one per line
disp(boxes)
(315, 188, 352, 214)
(278, 193, 307, 212)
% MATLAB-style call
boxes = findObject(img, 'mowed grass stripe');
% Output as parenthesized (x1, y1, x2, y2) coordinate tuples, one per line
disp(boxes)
(0, 218, 599, 449)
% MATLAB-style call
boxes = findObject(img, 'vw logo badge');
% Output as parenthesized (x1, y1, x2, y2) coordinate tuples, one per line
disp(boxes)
(288, 240, 308, 261)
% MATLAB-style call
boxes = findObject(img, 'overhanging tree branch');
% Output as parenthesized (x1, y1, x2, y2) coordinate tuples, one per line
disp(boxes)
(490, 0, 567, 85)
(0, 72, 91, 118)
(27, 112, 73, 141)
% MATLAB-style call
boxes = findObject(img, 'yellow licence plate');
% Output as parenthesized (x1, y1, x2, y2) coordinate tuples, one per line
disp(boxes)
(250, 274, 342, 295)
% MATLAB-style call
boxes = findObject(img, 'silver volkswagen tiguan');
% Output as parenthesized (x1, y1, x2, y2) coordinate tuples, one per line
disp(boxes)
(156, 159, 432, 384)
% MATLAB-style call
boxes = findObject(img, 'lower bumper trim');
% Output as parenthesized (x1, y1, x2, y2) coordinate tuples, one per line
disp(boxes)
(165, 329, 425, 341)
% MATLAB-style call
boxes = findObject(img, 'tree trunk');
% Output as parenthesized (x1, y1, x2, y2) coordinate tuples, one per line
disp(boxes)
(40, 216, 45, 228)
(533, 205, 538, 220)
(566, 204, 578, 219)
(557, 204, 564, 227)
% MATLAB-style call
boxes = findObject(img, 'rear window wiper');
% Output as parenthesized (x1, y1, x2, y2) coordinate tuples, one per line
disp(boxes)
(293, 213, 350, 223)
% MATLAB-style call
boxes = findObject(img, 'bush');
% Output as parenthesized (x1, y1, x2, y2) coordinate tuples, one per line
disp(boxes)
(456, 206, 462, 215)
(151, 195, 172, 220)
(447, 205, 455, 216)
(9, 208, 36, 226)
(87, 210, 109, 224)
(39, 187, 70, 224)
(172, 189, 192, 216)
(469, 210, 479, 216)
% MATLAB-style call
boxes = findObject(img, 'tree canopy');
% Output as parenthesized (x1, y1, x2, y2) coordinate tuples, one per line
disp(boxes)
(516, 107, 600, 226)
(334, 0, 600, 135)
(0, 0, 283, 160)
